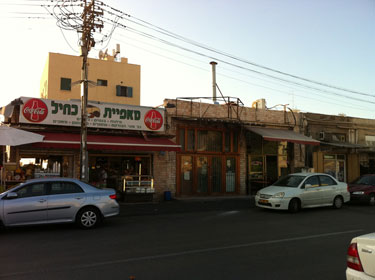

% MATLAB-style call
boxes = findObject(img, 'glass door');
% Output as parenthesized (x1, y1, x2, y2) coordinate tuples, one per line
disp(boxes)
(337, 155, 346, 182)
(180, 156, 193, 195)
(197, 156, 208, 193)
(226, 157, 236, 192)
(324, 154, 346, 182)
(179, 155, 237, 195)
(196, 156, 225, 194)
(211, 157, 222, 193)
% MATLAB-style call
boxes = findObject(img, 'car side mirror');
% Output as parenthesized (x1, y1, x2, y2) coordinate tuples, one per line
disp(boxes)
(6, 192, 18, 199)
(305, 184, 313, 189)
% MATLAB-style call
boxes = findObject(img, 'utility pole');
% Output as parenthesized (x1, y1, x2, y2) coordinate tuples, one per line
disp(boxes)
(79, 0, 103, 182)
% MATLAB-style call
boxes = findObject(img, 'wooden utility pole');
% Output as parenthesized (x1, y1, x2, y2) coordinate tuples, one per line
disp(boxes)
(79, 0, 103, 182)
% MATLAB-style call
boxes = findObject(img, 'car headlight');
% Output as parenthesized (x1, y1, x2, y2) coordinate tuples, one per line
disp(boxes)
(352, 191, 365, 195)
(272, 192, 285, 198)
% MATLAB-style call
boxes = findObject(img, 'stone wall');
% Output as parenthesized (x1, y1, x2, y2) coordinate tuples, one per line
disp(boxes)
(164, 99, 299, 129)
(153, 151, 177, 200)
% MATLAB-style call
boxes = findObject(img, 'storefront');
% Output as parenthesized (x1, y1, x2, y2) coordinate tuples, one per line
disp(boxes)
(1, 97, 180, 199)
(313, 142, 364, 183)
(176, 125, 240, 196)
(245, 126, 320, 194)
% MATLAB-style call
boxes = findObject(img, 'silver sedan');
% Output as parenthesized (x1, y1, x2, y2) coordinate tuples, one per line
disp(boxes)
(0, 178, 120, 229)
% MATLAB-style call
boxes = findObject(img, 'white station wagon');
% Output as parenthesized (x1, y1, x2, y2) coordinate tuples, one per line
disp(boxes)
(255, 173, 350, 212)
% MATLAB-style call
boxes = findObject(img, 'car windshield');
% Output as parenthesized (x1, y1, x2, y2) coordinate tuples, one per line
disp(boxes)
(352, 176, 372, 185)
(272, 175, 305, 188)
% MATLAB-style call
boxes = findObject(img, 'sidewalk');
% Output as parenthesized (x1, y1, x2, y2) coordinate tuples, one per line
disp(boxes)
(118, 195, 255, 217)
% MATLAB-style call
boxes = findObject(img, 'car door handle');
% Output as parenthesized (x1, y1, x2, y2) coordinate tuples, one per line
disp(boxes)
(75, 197, 83, 200)
(38, 199, 47, 203)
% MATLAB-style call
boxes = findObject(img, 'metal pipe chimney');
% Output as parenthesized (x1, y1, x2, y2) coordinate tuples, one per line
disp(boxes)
(210, 61, 218, 103)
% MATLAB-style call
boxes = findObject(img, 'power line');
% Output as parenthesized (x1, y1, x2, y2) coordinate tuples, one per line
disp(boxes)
(115, 34, 373, 113)
(101, 3, 374, 98)
(102, 17, 375, 105)
(5, 1, 373, 112)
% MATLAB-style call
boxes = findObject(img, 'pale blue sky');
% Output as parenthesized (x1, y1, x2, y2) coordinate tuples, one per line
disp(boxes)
(0, 0, 374, 118)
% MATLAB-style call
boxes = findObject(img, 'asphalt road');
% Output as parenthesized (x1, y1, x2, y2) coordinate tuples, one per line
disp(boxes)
(1, 202, 374, 280)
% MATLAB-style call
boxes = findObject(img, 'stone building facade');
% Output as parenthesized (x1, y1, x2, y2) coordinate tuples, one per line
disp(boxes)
(162, 98, 318, 196)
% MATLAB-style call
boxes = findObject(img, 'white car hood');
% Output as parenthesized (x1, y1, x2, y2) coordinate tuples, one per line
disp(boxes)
(259, 185, 297, 196)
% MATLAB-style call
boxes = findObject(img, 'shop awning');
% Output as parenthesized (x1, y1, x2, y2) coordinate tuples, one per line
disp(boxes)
(31, 132, 181, 151)
(320, 141, 364, 148)
(246, 126, 320, 146)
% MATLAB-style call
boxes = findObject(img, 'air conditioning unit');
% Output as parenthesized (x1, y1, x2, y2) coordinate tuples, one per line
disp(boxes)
(319, 131, 325, 140)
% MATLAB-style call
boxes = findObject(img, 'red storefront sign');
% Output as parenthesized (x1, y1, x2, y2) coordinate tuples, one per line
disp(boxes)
(22, 98, 48, 123)
(144, 110, 163, 131)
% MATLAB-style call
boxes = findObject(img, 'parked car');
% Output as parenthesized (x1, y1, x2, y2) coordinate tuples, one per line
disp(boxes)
(255, 173, 350, 213)
(348, 174, 375, 206)
(346, 232, 375, 280)
(0, 178, 119, 229)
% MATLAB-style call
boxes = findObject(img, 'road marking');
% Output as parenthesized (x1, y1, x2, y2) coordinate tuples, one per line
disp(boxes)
(217, 210, 240, 216)
(0, 229, 363, 278)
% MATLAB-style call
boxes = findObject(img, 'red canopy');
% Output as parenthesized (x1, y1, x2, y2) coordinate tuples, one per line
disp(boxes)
(31, 132, 181, 151)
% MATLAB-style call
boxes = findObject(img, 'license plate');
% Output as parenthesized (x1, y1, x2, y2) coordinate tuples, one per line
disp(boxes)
(259, 199, 268, 204)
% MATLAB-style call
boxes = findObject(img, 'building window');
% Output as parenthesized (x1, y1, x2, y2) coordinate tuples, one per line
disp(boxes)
(332, 134, 346, 142)
(179, 129, 185, 150)
(179, 127, 238, 153)
(116, 85, 133, 97)
(97, 79, 108, 86)
(187, 129, 195, 151)
(60, 78, 71, 91)
(197, 130, 222, 152)
(365, 135, 375, 146)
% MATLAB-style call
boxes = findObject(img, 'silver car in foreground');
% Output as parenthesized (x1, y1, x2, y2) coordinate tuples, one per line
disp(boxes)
(0, 178, 119, 229)
(255, 172, 350, 213)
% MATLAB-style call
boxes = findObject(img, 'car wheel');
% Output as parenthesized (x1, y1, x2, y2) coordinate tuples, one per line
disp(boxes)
(333, 196, 343, 209)
(288, 198, 300, 213)
(369, 194, 375, 206)
(76, 207, 101, 229)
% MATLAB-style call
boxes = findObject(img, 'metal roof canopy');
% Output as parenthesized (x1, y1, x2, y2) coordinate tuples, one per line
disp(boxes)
(246, 126, 320, 146)
(320, 141, 364, 148)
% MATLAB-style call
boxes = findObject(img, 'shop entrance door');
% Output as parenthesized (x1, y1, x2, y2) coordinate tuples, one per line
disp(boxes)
(196, 156, 209, 193)
(324, 154, 346, 182)
(266, 155, 278, 185)
(178, 155, 236, 195)
(196, 156, 223, 194)
(180, 156, 193, 195)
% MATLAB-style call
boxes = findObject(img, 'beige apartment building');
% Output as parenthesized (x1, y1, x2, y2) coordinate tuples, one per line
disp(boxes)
(40, 52, 141, 105)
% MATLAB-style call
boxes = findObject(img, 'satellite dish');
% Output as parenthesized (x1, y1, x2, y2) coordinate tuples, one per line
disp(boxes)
(99, 50, 104, 59)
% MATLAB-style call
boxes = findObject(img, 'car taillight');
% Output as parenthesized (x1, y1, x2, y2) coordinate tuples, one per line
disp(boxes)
(109, 194, 117, 199)
(347, 243, 363, 271)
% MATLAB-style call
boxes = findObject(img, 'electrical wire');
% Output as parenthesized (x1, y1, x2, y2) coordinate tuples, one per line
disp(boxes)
(5, 1, 373, 113)
(114, 34, 373, 113)
(101, 3, 374, 98)
(102, 17, 375, 105)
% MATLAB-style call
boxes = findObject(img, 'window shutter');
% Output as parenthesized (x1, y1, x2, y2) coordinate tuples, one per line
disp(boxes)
(127, 87, 133, 97)
(116, 85, 121, 96)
